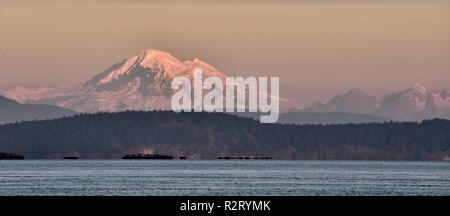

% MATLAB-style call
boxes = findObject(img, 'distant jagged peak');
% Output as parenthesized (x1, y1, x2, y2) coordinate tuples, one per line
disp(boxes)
(406, 83, 432, 95)
(341, 87, 376, 99)
(328, 87, 377, 104)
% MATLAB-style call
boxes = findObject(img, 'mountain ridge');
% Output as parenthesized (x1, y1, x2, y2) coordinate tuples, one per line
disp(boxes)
(303, 83, 449, 121)
(0, 95, 76, 125)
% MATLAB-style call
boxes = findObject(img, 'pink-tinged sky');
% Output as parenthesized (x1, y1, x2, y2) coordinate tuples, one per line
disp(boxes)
(0, 0, 449, 103)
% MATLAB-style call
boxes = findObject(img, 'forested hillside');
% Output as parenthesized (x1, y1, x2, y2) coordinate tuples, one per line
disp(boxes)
(0, 111, 448, 160)
(0, 95, 76, 124)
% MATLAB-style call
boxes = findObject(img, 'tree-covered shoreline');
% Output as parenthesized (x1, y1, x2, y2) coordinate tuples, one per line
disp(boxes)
(0, 111, 448, 160)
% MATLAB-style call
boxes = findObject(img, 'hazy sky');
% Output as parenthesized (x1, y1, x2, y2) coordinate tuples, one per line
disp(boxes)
(1, 0, 449, 103)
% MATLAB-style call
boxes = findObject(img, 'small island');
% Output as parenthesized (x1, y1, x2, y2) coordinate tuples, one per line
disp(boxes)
(218, 156, 272, 160)
(0, 152, 24, 160)
(122, 153, 173, 160)
(63, 156, 79, 160)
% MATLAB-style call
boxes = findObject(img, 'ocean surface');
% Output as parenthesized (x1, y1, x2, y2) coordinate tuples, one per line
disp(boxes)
(0, 160, 448, 196)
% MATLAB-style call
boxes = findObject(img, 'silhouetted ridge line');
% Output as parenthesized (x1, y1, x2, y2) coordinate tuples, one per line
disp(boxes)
(0, 111, 448, 161)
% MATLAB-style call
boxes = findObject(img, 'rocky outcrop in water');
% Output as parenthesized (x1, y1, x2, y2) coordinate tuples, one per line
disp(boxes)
(122, 154, 173, 159)
(0, 152, 24, 160)
(218, 156, 272, 160)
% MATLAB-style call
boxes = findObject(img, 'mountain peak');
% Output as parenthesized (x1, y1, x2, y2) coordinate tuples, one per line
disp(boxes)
(409, 83, 430, 95)
(344, 88, 368, 97)
(96, 49, 185, 85)
(137, 49, 176, 61)
(135, 49, 184, 69)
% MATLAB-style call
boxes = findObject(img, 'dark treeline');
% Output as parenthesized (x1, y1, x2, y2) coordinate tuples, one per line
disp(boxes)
(0, 111, 448, 160)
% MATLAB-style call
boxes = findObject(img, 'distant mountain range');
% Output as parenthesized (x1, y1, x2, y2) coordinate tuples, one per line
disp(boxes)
(0, 95, 76, 124)
(301, 83, 449, 121)
(4, 49, 449, 122)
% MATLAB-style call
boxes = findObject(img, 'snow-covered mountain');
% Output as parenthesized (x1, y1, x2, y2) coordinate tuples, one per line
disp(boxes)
(375, 83, 450, 121)
(6, 49, 305, 113)
(304, 88, 379, 114)
(303, 83, 449, 121)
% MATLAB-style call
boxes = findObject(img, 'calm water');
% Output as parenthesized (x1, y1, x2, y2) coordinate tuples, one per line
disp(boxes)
(0, 160, 449, 196)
